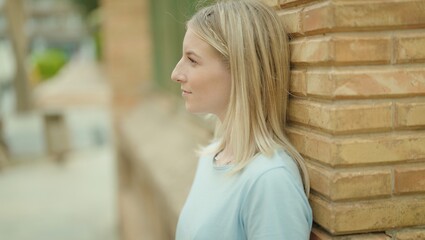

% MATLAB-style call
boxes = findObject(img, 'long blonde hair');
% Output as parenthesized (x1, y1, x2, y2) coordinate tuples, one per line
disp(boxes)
(189, 0, 310, 195)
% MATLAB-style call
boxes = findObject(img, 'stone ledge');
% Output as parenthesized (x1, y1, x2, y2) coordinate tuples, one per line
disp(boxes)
(117, 96, 211, 238)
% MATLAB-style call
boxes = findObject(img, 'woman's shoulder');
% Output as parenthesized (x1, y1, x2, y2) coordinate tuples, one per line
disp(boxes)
(242, 148, 302, 184)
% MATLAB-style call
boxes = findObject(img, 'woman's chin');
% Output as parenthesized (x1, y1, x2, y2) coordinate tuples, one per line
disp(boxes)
(184, 104, 198, 114)
(185, 105, 207, 115)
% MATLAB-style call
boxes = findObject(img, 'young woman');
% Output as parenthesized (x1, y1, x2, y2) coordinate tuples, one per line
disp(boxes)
(171, 0, 312, 239)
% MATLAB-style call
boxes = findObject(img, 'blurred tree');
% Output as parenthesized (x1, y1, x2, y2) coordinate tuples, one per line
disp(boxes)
(5, 0, 32, 112)
(32, 49, 68, 81)
(71, 0, 99, 16)
(71, 0, 102, 60)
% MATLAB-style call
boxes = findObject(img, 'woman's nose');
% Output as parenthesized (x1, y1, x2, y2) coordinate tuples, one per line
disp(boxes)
(171, 60, 186, 83)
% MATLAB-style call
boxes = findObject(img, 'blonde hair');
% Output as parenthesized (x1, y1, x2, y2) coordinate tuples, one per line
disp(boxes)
(189, 0, 310, 195)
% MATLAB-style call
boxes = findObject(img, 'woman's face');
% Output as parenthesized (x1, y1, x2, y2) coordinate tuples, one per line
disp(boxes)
(171, 28, 231, 121)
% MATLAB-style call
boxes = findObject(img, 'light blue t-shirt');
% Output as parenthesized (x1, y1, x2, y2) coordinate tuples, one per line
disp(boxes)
(176, 148, 312, 240)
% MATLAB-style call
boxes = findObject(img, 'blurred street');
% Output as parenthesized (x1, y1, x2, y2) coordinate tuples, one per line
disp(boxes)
(0, 147, 118, 240)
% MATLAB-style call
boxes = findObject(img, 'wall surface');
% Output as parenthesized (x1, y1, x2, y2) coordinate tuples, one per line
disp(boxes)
(275, 0, 425, 239)
(102, 0, 152, 112)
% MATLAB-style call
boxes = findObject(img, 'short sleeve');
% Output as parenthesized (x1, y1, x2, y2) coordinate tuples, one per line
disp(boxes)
(240, 167, 312, 240)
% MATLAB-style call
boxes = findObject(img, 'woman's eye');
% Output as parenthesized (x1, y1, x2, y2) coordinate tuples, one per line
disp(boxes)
(188, 57, 197, 64)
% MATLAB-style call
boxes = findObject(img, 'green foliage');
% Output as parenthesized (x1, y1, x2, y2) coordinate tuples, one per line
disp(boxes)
(93, 30, 102, 60)
(32, 49, 69, 81)
(70, 0, 99, 15)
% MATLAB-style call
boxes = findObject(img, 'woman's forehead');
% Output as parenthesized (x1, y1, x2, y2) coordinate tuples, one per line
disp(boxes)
(183, 28, 219, 58)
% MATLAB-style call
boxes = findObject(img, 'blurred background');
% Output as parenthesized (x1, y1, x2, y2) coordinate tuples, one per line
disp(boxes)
(0, 0, 202, 239)
(0, 0, 116, 239)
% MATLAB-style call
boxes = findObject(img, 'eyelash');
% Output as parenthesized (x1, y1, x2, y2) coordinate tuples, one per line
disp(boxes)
(187, 57, 197, 64)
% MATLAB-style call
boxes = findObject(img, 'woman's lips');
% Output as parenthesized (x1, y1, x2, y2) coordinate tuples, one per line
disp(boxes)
(182, 89, 192, 95)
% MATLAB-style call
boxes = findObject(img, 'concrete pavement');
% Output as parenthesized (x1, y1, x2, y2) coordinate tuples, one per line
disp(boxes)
(0, 147, 119, 240)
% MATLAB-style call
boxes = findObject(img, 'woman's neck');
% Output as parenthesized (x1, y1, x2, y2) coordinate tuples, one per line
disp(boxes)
(214, 147, 233, 166)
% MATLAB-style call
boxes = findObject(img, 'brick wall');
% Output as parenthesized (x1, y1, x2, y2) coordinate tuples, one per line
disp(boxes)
(271, 0, 425, 239)
(101, 0, 152, 112)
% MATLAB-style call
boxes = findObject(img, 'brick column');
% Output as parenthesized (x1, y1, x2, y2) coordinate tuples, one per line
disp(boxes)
(101, 0, 152, 113)
(275, 0, 425, 239)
